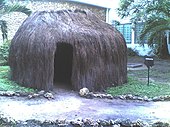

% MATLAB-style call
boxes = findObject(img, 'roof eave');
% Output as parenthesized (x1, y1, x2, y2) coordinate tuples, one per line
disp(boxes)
(67, 0, 112, 9)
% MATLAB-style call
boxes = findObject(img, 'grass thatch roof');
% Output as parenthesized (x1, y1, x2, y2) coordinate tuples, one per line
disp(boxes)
(9, 9, 127, 91)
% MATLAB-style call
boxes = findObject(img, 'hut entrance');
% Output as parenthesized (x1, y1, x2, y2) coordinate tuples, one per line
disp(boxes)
(54, 43, 73, 89)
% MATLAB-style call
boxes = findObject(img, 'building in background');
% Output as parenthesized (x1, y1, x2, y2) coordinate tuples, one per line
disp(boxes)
(68, 0, 113, 23)
(115, 22, 154, 56)
(114, 21, 170, 56)
(109, 1, 170, 56)
(0, 0, 112, 42)
(1, 0, 169, 55)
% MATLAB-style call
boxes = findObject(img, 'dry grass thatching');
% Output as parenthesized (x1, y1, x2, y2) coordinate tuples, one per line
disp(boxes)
(9, 9, 127, 91)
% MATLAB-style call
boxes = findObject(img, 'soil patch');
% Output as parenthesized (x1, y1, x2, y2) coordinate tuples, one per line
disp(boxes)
(128, 56, 170, 83)
(0, 87, 170, 124)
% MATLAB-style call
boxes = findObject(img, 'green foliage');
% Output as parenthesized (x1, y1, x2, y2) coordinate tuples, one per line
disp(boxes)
(0, 0, 32, 41)
(139, 0, 170, 43)
(107, 77, 170, 98)
(127, 48, 139, 56)
(139, 0, 170, 58)
(0, 20, 8, 40)
(3, 2, 32, 16)
(118, 0, 149, 22)
(117, 0, 170, 58)
(0, 40, 10, 65)
(0, 66, 35, 93)
(111, 20, 120, 26)
(118, 0, 170, 22)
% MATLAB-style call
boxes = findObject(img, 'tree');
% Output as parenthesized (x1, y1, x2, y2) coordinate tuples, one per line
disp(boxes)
(117, 0, 170, 58)
(111, 20, 120, 27)
(0, 0, 31, 41)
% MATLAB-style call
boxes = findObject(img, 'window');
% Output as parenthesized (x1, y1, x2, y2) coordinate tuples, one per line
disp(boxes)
(134, 22, 148, 44)
(116, 23, 132, 44)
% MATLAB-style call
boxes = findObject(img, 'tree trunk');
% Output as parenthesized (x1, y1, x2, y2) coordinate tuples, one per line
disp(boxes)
(159, 36, 170, 59)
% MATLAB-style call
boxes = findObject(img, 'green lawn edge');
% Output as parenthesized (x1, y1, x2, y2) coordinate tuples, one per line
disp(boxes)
(107, 77, 170, 98)
(1, 65, 170, 98)
(0, 66, 35, 93)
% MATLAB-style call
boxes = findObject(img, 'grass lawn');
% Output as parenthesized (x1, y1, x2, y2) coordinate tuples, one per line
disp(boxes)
(107, 56, 170, 98)
(0, 56, 170, 98)
(0, 66, 34, 93)
(107, 77, 170, 98)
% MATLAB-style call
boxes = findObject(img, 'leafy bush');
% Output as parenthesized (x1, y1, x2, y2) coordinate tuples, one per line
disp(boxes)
(0, 40, 11, 65)
(127, 48, 139, 56)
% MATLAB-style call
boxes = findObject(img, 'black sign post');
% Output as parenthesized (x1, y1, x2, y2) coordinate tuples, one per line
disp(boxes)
(144, 56, 154, 85)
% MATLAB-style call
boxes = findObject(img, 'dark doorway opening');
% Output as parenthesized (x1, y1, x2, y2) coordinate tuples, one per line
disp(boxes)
(54, 43, 73, 89)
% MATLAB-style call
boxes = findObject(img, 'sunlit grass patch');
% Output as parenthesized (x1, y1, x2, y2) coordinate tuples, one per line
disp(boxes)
(107, 77, 170, 98)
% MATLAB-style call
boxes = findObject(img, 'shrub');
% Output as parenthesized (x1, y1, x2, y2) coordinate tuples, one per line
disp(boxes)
(0, 40, 11, 65)
(127, 48, 139, 56)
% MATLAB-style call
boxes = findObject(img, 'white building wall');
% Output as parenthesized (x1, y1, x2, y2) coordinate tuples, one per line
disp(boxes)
(0, 0, 106, 43)
(127, 27, 154, 56)
(167, 31, 170, 54)
(105, 8, 111, 24)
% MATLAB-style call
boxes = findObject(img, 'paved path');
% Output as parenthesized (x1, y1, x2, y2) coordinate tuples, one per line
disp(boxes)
(0, 89, 170, 123)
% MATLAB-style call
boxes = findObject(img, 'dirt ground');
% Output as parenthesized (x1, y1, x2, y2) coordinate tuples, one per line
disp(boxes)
(0, 87, 170, 124)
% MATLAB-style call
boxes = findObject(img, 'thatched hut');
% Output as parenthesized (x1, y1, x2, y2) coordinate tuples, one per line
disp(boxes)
(9, 9, 127, 91)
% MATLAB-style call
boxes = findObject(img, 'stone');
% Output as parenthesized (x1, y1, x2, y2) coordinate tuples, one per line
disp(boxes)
(152, 97, 161, 101)
(134, 119, 148, 127)
(0, 91, 4, 96)
(132, 96, 139, 100)
(43, 92, 54, 99)
(113, 125, 121, 127)
(33, 93, 39, 97)
(111, 119, 122, 125)
(109, 120, 115, 125)
(113, 96, 120, 99)
(58, 119, 66, 124)
(126, 94, 133, 99)
(97, 94, 103, 98)
(6, 91, 15, 96)
(119, 95, 126, 100)
(79, 87, 89, 96)
(22, 121, 28, 125)
(137, 97, 144, 101)
(82, 118, 93, 125)
(14, 93, 20, 96)
(28, 93, 39, 99)
(100, 94, 106, 98)
(106, 94, 114, 99)
(152, 121, 169, 127)
(19, 92, 29, 97)
(28, 95, 34, 99)
(85, 92, 94, 99)
(147, 98, 153, 102)
(97, 119, 111, 126)
(37, 90, 45, 95)
(91, 121, 99, 126)
(70, 120, 83, 127)
(143, 96, 149, 101)
(58, 123, 68, 126)
(43, 120, 52, 124)
(120, 119, 133, 127)
(162, 95, 170, 101)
